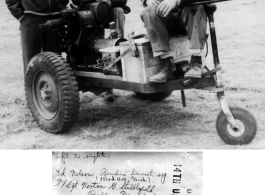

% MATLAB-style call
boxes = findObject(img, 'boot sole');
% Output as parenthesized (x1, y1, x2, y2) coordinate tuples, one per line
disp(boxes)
(184, 74, 202, 79)
(149, 79, 167, 83)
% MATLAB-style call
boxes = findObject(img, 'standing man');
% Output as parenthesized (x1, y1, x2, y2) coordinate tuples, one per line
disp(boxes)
(103, 0, 129, 101)
(5, 0, 69, 74)
(141, 0, 207, 82)
(108, 0, 128, 38)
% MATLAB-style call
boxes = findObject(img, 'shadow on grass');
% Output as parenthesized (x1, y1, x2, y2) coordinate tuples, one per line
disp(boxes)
(73, 92, 201, 140)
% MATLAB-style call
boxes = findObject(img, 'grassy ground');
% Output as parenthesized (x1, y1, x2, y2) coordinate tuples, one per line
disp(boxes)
(0, 0, 265, 149)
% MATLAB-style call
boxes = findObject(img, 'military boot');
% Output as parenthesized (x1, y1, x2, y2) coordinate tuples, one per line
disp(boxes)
(103, 88, 115, 102)
(149, 57, 176, 83)
(184, 55, 203, 78)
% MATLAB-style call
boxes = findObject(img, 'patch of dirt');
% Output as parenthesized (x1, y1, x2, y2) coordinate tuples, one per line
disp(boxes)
(1, 0, 265, 149)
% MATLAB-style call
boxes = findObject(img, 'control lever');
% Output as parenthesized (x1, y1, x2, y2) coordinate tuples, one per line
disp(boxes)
(104, 32, 139, 71)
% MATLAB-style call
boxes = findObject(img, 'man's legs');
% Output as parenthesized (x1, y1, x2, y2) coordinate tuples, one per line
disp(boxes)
(104, 7, 126, 101)
(140, 5, 176, 82)
(180, 5, 207, 78)
(141, 5, 207, 81)
(43, 16, 61, 54)
(21, 14, 44, 73)
(21, 15, 61, 74)
(110, 7, 126, 38)
(141, 5, 172, 55)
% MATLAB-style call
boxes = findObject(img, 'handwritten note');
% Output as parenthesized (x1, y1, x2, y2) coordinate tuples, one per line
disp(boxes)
(52, 152, 202, 195)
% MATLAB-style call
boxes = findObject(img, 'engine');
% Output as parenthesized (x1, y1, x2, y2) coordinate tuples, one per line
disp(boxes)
(41, 0, 128, 74)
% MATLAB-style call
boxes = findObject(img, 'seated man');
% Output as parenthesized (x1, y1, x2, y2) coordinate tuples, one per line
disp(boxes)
(141, 0, 207, 82)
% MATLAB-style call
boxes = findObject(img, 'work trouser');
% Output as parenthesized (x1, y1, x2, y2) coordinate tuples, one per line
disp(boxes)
(140, 5, 207, 53)
(20, 14, 61, 73)
(110, 7, 125, 38)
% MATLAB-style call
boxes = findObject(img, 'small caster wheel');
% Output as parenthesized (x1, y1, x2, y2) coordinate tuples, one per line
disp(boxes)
(216, 106, 257, 145)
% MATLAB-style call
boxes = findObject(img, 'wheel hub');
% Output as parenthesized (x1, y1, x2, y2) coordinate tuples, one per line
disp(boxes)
(40, 84, 53, 101)
(227, 119, 245, 137)
(33, 71, 59, 120)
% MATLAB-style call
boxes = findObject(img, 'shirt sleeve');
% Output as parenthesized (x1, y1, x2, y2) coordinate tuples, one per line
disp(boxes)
(5, 0, 24, 20)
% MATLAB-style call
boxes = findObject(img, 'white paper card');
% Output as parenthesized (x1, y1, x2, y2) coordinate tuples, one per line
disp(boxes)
(52, 152, 202, 195)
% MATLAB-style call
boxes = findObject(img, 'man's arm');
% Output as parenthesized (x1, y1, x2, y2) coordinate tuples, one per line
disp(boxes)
(5, 0, 24, 21)
(157, 0, 181, 17)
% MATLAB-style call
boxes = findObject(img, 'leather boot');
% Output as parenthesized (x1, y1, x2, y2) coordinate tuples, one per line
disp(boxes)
(103, 88, 115, 102)
(149, 58, 176, 83)
(184, 55, 203, 78)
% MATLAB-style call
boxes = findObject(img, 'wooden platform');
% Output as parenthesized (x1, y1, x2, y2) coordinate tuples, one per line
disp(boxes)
(74, 70, 216, 93)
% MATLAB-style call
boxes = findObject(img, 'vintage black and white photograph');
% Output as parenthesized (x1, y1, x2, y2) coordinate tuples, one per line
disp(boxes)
(0, 0, 265, 149)
(1, 1, 265, 195)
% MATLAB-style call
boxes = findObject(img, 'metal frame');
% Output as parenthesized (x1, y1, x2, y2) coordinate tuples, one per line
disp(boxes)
(75, 70, 216, 93)
(182, 0, 231, 6)
(73, 1, 238, 131)
(205, 4, 240, 131)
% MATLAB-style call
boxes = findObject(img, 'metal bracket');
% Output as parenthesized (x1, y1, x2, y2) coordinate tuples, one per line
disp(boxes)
(183, 66, 222, 86)
(103, 47, 132, 71)
(103, 32, 139, 71)
(181, 90, 186, 107)
(218, 95, 239, 131)
(128, 32, 139, 57)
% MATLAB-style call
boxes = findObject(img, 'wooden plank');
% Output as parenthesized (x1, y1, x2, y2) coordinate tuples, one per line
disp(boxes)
(120, 45, 145, 82)
(74, 71, 123, 81)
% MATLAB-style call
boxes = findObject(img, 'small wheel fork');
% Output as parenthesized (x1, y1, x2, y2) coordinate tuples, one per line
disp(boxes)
(206, 4, 239, 131)
(217, 92, 239, 131)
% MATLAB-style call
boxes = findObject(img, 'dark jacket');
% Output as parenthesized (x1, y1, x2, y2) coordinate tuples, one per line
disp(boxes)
(5, 0, 69, 21)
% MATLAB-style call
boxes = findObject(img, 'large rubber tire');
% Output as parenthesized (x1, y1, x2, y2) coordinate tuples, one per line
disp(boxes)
(135, 91, 172, 101)
(25, 52, 80, 133)
(216, 106, 257, 145)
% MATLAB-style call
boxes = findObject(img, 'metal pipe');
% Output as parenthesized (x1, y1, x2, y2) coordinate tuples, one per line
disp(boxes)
(207, 7, 238, 131)
(208, 14, 223, 88)
(181, 90, 186, 107)
(93, 38, 126, 54)
(208, 15, 220, 66)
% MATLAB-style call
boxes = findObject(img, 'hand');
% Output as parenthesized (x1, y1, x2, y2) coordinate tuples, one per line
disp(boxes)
(123, 5, 131, 14)
(156, 0, 181, 17)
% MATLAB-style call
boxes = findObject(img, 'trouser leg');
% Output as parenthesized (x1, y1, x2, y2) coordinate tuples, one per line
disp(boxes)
(43, 19, 61, 53)
(180, 5, 207, 50)
(111, 7, 125, 38)
(20, 14, 61, 74)
(181, 6, 207, 78)
(141, 6, 177, 82)
(141, 5, 207, 53)
(20, 14, 44, 73)
(140, 6, 172, 54)
(141, 5, 207, 81)
(105, 8, 125, 98)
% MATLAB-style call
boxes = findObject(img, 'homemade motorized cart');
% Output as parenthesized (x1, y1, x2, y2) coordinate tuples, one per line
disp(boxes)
(25, 0, 257, 145)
